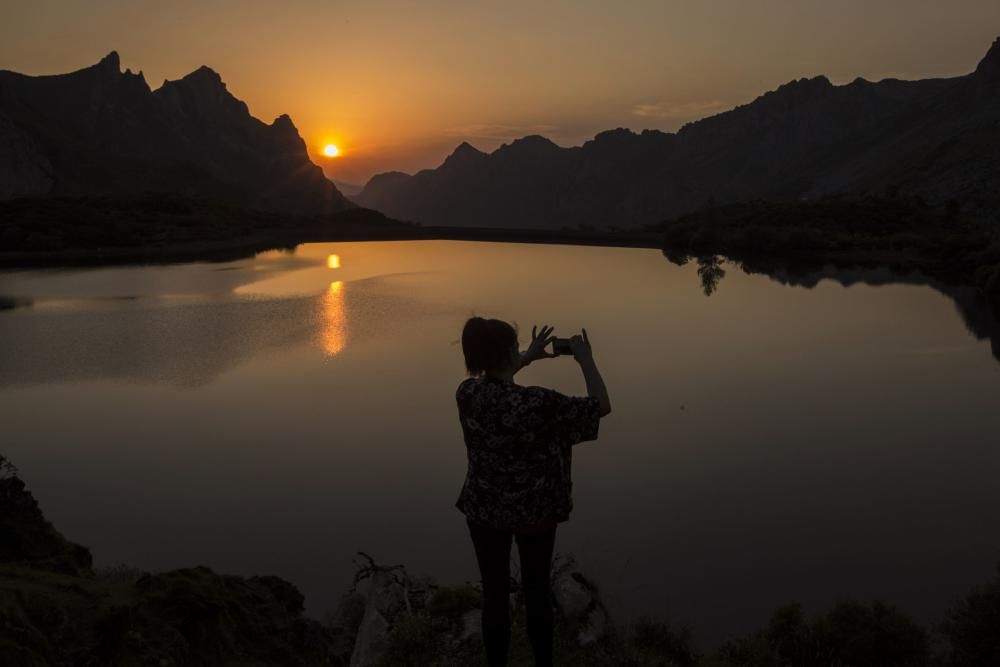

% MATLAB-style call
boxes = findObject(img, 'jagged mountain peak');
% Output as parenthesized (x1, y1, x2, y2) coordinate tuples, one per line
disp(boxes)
(442, 141, 486, 168)
(496, 134, 561, 157)
(270, 113, 303, 139)
(452, 141, 483, 156)
(0, 53, 350, 215)
(775, 75, 833, 94)
(356, 35, 1000, 229)
(180, 65, 225, 88)
(155, 65, 244, 115)
(975, 36, 1000, 78)
(60, 51, 149, 94)
(593, 128, 639, 142)
(508, 134, 557, 147)
(97, 51, 121, 72)
(271, 113, 296, 129)
(62, 51, 129, 82)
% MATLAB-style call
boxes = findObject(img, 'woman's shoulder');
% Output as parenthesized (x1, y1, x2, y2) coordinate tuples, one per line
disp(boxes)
(457, 377, 525, 400)
(456, 377, 476, 397)
(456, 377, 491, 399)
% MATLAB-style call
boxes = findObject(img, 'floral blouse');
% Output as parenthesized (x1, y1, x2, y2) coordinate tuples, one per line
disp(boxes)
(455, 377, 602, 530)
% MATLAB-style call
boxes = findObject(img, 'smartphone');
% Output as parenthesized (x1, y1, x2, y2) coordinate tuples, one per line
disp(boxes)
(551, 337, 573, 356)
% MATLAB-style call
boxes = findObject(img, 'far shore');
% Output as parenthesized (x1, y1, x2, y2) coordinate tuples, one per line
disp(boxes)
(0, 226, 666, 269)
(1, 222, 993, 308)
(2, 194, 997, 306)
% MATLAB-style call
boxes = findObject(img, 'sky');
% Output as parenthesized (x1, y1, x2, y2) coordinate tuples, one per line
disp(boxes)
(2, 1, 999, 185)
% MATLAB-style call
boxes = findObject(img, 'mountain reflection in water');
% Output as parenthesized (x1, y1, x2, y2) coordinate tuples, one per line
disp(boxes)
(673, 253, 1000, 365)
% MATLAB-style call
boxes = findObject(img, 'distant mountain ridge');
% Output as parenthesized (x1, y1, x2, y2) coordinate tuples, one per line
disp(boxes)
(0, 52, 349, 215)
(357, 37, 1000, 229)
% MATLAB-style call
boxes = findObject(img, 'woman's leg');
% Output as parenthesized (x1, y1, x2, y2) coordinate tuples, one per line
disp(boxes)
(515, 526, 557, 667)
(468, 521, 514, 667)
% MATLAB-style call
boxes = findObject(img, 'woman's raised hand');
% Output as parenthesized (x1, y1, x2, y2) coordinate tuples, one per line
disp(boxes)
(570, 328, 594, 365)
(520, 324, 557, 367)
(572, 328, 610, 415)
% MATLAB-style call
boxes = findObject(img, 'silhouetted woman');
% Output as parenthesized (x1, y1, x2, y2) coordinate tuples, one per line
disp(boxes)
(456, 317, 611, 667)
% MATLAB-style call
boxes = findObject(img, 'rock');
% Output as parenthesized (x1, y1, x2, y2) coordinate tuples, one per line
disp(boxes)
(350, 598, 390, 667)
(577, 602, 609, 646)
(552, 554, 597, 614)
(551, 554, 609, 645)
(0, 466, 345, 666)
(0, 474, 92, 574)
(459, 609, 481, 641)
(349, 556, 410, 667)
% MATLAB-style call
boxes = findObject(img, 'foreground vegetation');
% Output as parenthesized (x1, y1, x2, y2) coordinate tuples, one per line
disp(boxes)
(654, 197, 1000, 304)
(2, 454, 998, 666)
(366, 575, 1000, 667)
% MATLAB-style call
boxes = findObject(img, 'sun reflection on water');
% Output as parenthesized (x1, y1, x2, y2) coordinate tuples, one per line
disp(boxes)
(320, 280, 346, 356)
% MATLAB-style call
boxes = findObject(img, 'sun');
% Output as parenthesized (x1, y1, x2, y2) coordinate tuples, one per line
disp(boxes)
(322, 144, 340, 158)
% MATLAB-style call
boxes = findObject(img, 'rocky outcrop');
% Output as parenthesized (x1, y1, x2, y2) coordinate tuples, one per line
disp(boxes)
(0, 469, 346, 666)
(0, 466, 611, 666)
(0, 472, 91, 574)
(0, 53, 350, 215)
(340, 551, 610, 666)
(357, 37, 1000, 229)
(349, 557, 411, 667)
(3, 462, 997, 666)
(551, 554, 609, 646)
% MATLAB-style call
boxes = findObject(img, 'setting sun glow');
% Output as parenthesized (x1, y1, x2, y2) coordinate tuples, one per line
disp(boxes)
(321, 280, 346, 357)
(322, 144, 340, 157)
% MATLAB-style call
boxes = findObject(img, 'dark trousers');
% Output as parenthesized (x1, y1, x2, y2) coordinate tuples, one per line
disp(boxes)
(467, 520, 557, 667)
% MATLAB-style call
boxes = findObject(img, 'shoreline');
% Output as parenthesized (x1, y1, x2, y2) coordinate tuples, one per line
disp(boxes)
(0, 222, 977, 272)
(1, 224, 991, 306)
(0, 226, 666, 270)
(1, 195, 996, 306)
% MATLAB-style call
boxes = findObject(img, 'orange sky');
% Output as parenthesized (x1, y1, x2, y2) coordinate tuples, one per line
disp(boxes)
(3, 1, 1000, 185)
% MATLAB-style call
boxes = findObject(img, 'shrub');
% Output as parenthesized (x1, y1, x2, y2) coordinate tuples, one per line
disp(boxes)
(941, 563, 1000, 666)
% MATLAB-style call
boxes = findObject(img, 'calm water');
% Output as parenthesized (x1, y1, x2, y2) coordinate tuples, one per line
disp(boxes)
(2, 240, 999, 645)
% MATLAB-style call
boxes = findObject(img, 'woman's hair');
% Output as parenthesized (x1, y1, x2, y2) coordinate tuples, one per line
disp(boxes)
(462, 317, 518, 376)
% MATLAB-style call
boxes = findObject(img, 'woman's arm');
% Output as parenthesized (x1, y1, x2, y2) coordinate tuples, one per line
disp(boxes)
(571, 329, 611, 417)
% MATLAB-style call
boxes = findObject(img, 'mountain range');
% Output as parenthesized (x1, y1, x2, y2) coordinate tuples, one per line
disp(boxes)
(0, 52, 349, 215)
(356, 37, 1000, 229)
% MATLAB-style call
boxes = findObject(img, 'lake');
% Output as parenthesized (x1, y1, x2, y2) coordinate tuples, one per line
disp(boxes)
(1, 240, 999, 646)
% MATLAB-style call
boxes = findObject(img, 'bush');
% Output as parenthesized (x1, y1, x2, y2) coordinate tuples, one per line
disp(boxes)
(718, 601, 928, 667)
(0, 455, 17, 479)
(628, 619, 698, 665)
(941, 563, 1000, 666)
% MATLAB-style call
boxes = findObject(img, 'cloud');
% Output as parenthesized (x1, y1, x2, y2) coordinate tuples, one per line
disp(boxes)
(631, 100, 728, 121)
